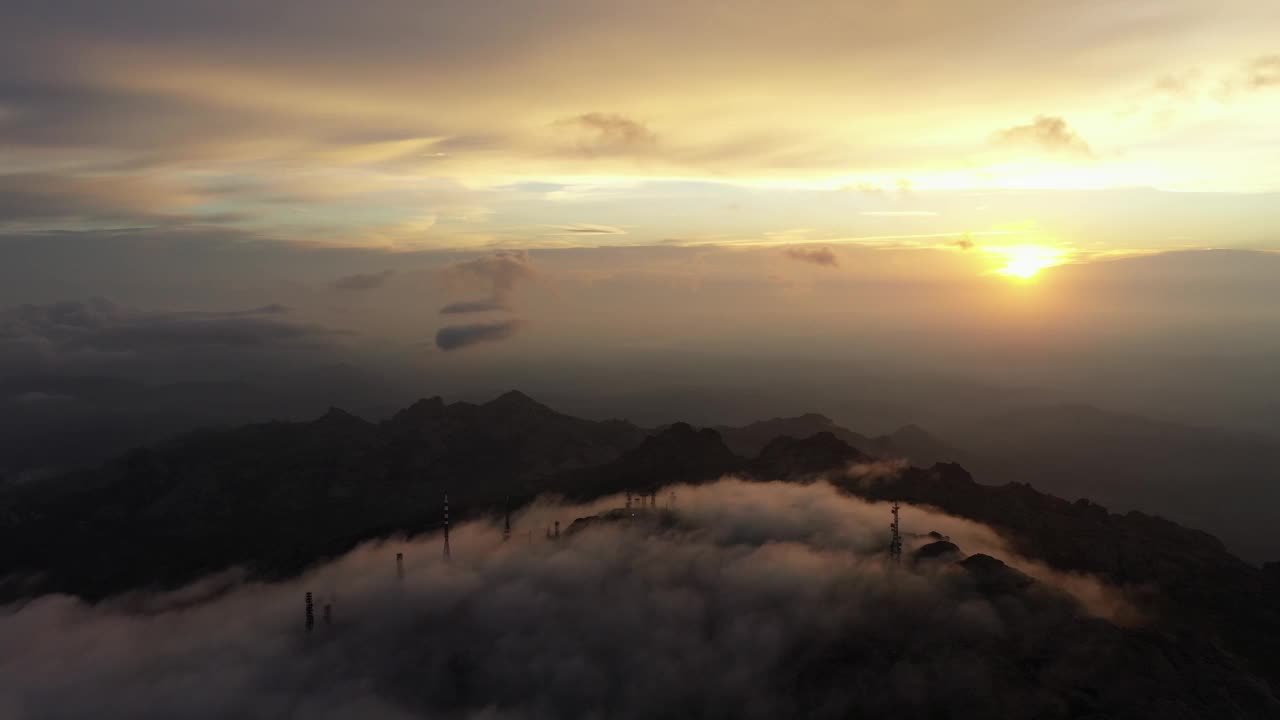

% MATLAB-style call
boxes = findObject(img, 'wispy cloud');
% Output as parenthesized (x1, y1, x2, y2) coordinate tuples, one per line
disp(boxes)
(782, 246, 839, 267)
(439, 299, 511, 315)
(558, 113, 658, 156)
(547, 224, 628, 235)
(1243, 55, 1280, 90)
(331, 269, 394, 291)
(990, 115, 1093, 158)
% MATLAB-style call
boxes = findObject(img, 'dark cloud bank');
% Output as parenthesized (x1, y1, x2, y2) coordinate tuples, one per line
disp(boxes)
(439, 300, 512, 315)
(435, 319, 524, 351)
(0, 298, 341, 376)
(4, 477, 1247, 720)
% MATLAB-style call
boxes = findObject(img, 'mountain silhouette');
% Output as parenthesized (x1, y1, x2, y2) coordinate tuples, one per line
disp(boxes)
(949, 403, 1280, 560)
(2, 391, 1279, 707)
(716, 413, 970, 467)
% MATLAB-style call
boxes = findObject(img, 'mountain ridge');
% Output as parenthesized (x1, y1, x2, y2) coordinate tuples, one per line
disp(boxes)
(3, 391, 1279, 700)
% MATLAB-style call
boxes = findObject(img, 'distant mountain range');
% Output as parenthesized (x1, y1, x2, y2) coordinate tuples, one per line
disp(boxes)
(0, 366, 407, 481)
(6, 373, 1279, 564)
(714, 412, 972, 467)
(945, 403, 1280, 561)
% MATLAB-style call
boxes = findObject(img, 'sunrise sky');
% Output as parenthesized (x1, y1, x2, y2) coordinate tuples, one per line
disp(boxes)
(5, 1, 1280, 247)
(3, 1, 1280, 428)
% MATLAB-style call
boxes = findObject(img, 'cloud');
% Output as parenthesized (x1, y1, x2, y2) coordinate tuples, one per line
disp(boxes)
(0, 298, 342, 375)
(331, 269, 395, 291)
(846, 458, 910, 482)
(1, 1, 1276, 198)
(549, 224, 627, 235)
(435, 318, 523, 351)
(782, 246, 839, 267)
(435, 252, 533, 348)
(1153, 72, 1197, 97)
(0, 477, 1175, 719)
(990, 115, 1093, 158)
(499, 181, 570, 194)
(1243, 55, 1280, 89)
(0, 173, 206, 226)
(0, 298, 331, 352)
(446, 250, 533, 302)
(438, 300, 512, 315)
(559, 113, 658, 156)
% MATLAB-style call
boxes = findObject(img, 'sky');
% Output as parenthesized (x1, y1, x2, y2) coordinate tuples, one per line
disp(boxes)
(2, 1, 1280, 432)
(4, 1, 1280, 244)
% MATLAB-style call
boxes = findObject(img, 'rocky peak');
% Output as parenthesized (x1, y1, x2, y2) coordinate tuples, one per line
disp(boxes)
(960, 553, 1034, 594)
(620, 424, 741, 478)
(387, 396, 446, 423)
(914, 540, 962, 563)
(751, 432, 869, 478)
(484, 390, 552, 413)
(315, 406, 363, 425)
(927, 462, 975, 484)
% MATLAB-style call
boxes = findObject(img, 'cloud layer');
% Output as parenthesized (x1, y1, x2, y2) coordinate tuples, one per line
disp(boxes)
(1, 0, 1277, 250)
(0, 478, 1165, 719)
(0, 298, 329, 353)
(0, 297, 344, 377)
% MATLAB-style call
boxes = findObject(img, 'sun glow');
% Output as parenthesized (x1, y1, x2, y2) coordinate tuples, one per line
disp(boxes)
(992, 245, 1068, 280)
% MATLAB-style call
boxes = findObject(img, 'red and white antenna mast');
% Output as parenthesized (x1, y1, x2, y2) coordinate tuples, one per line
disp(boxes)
(889, 502, 903, 564)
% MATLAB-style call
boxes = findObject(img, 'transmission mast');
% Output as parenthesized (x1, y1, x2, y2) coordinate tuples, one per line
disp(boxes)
(503, 497, 512, 542)
(889, 502, 903, 564)
(443, 491, 451, 561)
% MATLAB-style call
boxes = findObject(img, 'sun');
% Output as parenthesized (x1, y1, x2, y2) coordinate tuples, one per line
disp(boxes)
(992, 245, 1068, 280)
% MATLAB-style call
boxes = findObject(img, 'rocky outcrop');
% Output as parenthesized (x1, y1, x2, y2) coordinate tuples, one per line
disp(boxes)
(749, 431, 869, 479)
(913, 539, 962, 563)
(548, 423, 745, 501)
(959, 553, 1035, 594)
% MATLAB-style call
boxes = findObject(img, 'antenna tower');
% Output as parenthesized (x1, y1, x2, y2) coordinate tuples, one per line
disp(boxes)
(889, 502, 903, 564)
(443, 492, 452, 561)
